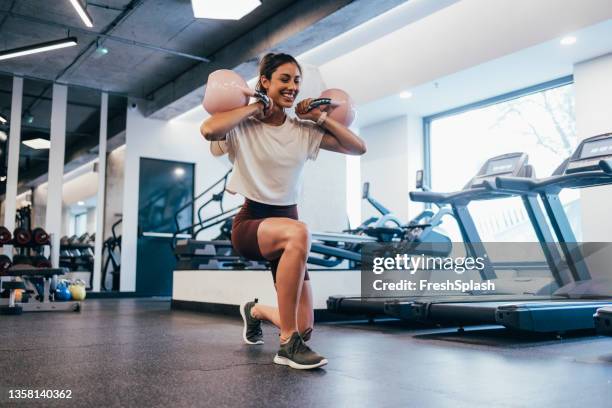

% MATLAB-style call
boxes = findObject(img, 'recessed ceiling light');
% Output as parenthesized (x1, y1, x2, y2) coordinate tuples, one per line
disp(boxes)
(68, 0, 94, 28)
(560, 36, 577, 46)
(399, 91, 413, 99)
(0, 114, 7, 124)
(0, 131, 7, 142)
(174, 167, 186, 177)
(0, 37, 78, 61)
(22, 138, 50, 150)
(0, 176, 6, 182)
(78, 201, 85, 206)
(191, 0, 261, 20)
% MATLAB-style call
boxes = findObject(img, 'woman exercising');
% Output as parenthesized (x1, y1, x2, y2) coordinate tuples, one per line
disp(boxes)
(201, 53, 366, 370)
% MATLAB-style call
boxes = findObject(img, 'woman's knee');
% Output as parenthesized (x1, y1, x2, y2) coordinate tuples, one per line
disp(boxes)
(285, 222, 311, 258)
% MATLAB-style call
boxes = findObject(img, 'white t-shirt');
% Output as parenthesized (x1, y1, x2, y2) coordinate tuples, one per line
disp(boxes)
(224, 116, 325, 205)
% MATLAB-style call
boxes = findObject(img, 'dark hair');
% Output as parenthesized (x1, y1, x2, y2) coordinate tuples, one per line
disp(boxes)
(256, 53, 302, 93)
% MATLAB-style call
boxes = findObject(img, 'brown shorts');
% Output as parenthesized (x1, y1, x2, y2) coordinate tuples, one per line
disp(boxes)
(231, 198, 310, 283)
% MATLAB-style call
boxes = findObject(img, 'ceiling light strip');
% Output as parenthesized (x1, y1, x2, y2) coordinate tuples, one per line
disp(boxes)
(68, 0, 94, 27)
(0, 37, 78, 61)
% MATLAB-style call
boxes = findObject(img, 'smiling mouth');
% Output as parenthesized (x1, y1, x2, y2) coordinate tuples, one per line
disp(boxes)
(280, 91, 296, 102)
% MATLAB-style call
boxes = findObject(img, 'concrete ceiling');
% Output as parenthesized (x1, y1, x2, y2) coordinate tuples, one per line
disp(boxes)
(0, 0, 415, 192)
(0, 0, 416, 194)
(0, 0, 411, 120)
(0, 0, 296, 97)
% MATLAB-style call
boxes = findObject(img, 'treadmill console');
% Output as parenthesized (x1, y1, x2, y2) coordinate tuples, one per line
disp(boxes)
(565, 133, 612, 174)
(467, 152, 529, 189)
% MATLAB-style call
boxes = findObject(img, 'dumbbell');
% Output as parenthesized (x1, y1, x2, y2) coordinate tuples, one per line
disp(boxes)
(32, 255, 52, 268)
(0, 254, 12, 273)
(31, 228, 50, 245)
(12, 255, 32, 266)
(13, 228, 32, 246)
(202, 69, 355, 126)
(0, 226, 12, 245)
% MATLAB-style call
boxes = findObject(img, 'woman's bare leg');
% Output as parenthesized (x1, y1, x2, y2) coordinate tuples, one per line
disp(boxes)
(255, 217, 310, 342)
(251, 281, 314, 335)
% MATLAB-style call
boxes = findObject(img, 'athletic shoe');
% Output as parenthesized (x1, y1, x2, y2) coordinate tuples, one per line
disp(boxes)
(240, 299, 264, 345)
(273, 332, 328, 370)
(301, 327, 313, 342)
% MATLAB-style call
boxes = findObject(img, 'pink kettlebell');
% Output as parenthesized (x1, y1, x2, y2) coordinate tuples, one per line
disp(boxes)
(203, 69, 256, 115)
(307, 89, 355, 127)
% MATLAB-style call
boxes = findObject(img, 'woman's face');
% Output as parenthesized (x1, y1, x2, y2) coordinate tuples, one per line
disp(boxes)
(260, 62, 301, 109)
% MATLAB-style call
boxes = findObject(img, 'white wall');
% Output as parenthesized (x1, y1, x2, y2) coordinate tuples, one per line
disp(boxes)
(32, 185, 47, 229)
(360, 115, 424, 223)
(86, 207, 96, 234)
(299, 151, 347, 232)
(574, 53, 612, 242)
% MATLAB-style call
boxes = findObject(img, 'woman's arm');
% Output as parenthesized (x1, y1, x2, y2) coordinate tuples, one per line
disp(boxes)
(200, 102, 263, 141)
(295, 99, 366, 155)
(318, 115, 366, 155)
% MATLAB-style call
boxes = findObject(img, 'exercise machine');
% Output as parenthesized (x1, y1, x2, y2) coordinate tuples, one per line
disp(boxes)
(397, 134, 612, 333)
(102, 218, 122, 291)
(328, 152, 559, 317)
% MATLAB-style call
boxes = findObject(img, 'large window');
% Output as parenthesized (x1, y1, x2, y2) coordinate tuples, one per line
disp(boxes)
(426, 80, 579, 242)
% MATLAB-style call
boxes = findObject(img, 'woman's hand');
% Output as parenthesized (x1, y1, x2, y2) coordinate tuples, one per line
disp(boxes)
(252, 98, 274, 120)
(295, 98, 323, 122)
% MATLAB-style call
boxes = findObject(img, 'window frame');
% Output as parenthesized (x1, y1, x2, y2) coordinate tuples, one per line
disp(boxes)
(422, 75, 574, 189)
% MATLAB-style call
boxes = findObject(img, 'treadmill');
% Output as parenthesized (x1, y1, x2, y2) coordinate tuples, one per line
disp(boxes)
(397, 133, 612, 333)
(328, 152, 561, 316)
(591, 159, 612, 337)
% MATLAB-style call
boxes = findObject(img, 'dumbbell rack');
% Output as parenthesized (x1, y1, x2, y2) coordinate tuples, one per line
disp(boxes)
(11, 239, 53, 268)
(0, 234, 81, 315)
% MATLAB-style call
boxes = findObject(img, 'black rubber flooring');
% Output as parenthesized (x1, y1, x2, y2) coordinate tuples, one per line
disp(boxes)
(2, 298, 612, 407)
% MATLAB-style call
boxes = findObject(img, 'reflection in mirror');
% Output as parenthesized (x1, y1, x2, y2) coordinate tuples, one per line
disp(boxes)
(58, 86, 102, 289)
(101, 95, 127, 292)
(14, 78, 53, 269)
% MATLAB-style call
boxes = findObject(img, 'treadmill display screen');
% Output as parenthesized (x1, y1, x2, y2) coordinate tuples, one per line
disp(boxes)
(580, 137, 612, 159)
(484, 157, 518, 176)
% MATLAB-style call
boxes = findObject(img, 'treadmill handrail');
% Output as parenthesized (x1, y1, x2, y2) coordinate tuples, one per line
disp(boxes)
(496, 171, 612, 193)
(410, 187, 510, 204)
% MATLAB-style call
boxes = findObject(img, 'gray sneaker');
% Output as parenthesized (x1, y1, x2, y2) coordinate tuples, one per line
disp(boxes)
(273, 332, 328, 370)
(240, 299, 264, 345)
(301, 327, 313, 342)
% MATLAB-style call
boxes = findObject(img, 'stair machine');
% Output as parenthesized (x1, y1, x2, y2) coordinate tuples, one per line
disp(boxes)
(328, 152, 563, 319)
(172, 169, 266, 271)
(388, 134, 612, 333)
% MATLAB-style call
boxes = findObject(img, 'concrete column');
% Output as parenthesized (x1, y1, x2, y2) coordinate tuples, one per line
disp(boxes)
(4, 77, 23, 256)
(92, 93, 108, 292)
(45, 84, 68, 267)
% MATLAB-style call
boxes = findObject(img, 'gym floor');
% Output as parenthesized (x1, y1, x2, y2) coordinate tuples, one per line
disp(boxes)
(1, 299, 612, 407)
